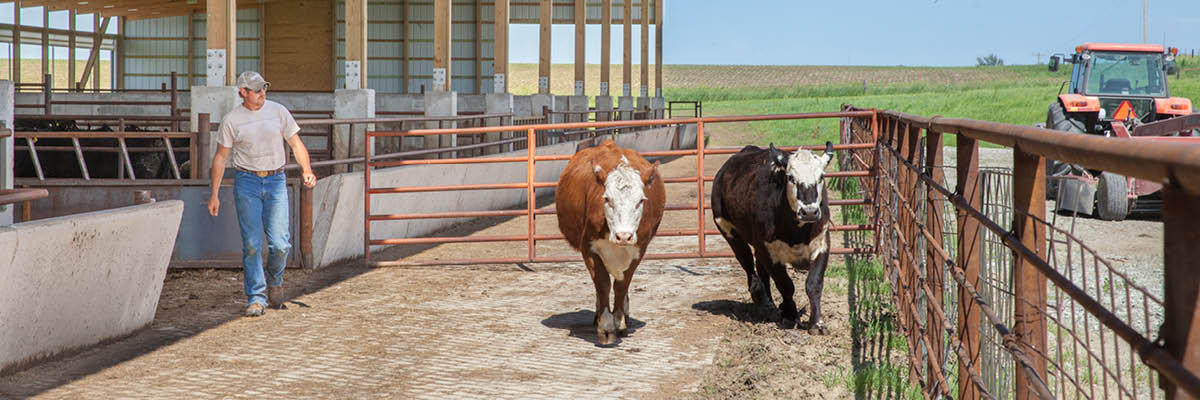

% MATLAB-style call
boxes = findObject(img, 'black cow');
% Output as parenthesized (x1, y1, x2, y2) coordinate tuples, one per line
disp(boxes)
(13, 121, 186, 179)
(711, 142, 834, 335)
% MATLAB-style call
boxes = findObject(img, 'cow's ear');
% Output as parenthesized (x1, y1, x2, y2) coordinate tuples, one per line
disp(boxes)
(769, 143, 787, 172)
(642, 161, 660, 186)
(821, 141, 834, 168)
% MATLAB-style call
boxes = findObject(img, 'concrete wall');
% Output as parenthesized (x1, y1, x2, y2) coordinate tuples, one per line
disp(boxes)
(308, 125, 687, 267)
(15, 92, 188, 118)
(0, 201, 184, 373)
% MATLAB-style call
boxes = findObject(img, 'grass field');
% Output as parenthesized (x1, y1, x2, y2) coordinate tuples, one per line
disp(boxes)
(0, 59, 113, 89)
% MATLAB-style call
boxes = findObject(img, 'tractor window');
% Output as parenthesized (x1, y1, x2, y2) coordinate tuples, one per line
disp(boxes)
(1085, 52, 1166, 97)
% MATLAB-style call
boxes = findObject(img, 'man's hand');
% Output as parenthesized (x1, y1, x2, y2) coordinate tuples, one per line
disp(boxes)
(208, 195, 220, 216)
(302, 171, 316, 188)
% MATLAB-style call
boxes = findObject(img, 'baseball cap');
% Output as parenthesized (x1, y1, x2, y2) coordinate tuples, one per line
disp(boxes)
(235, 71, 270, 91)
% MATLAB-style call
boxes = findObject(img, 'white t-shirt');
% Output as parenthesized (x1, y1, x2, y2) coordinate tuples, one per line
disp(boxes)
(216, 100, 301, 171)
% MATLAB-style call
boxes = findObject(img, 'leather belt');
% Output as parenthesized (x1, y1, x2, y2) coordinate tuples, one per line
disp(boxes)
(236, 167, 284, 178)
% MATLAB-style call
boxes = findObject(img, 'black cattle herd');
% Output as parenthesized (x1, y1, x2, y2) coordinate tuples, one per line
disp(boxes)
(13, 118, 189, 180)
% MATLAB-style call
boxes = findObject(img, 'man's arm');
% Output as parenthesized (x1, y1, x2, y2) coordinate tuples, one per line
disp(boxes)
(208, 145, 232, 216)
(287, 134, 316, 188)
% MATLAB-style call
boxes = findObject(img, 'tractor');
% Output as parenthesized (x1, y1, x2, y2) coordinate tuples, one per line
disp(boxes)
(1044, 42, 1198, 221)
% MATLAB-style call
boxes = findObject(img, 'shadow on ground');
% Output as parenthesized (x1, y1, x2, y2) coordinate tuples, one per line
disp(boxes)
(541, 310, 646, 347)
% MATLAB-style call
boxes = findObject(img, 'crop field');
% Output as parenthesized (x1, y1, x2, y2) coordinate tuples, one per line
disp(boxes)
(0, 59, 114, 89)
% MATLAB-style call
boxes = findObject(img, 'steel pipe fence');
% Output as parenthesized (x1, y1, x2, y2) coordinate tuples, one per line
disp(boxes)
(362, 112, 879, 267)
(843, 104, 1200, 400)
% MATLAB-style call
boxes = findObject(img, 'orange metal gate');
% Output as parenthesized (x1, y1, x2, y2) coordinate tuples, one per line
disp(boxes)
(362, 112, 878, 267)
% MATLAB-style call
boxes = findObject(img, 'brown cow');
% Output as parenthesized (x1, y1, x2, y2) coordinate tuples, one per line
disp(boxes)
(555, 139, 666, 345)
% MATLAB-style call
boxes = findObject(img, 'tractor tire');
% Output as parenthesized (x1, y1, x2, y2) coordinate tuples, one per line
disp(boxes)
(1096, 172, 1129, 221)
(1045, 102, 1088, 198)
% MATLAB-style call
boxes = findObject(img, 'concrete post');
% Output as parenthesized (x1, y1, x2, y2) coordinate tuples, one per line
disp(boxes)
(424, 91, 457, 159)
(189, 86, 240, 168)
(485, 93, 513, 155)
(637, 96, 652, 119)
(567, 95, 589, 123)
(595, 95, 613, 122)
(652, 96, 666, 119)
(334, 88, 375, 173)
(0, 81, 12, 225)
(618, 96, 635, 121)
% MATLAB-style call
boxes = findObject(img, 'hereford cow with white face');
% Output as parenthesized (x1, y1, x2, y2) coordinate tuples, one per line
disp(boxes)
(711, 142, 834, 334)
(556, 139, 666, 345)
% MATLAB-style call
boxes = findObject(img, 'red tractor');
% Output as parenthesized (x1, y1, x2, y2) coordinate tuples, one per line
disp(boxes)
(1045, 43, 1198, 220)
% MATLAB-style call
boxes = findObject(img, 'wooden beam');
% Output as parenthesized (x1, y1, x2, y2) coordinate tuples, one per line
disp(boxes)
(186, 10, 194, 88)
(573, 0, 584, 96)
(537, 0, 549, 94)
(622, 0, 630, 96)
(600, 0, 609, 96)
(492, 0, 507, 93)
(41, 7, 49, 79)
(402, 0, 409, 92)
(14, 0, 21, 84)
(345, 0, 367, 89)
(474, 0, 481, 94)
(654, 0, 661, 97)
(116, 16, 124, 89)
(205, 0, 236, 85)
(78, 16, 111, 89)
(68, 9, 75, 89)
(639, 0, 647, 98)
(432, 0, 450, 91)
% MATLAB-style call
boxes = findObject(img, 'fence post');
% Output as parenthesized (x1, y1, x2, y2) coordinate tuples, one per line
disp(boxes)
(300, 184, 314, 269)
(196, 113, 211, 179)
(956, 133, 983, 400)
(1161, 183, 1200, 400)
(925, 128, 947, 392)
(1012, 148, 1049, 399)
(893, 119, 918, 385)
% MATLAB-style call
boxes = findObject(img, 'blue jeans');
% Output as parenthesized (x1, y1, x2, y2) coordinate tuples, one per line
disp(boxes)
(233, 170, 291, 306)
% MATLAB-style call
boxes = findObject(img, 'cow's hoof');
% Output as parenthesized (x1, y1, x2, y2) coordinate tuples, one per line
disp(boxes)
(777, 318, 797, 329)
(799, 322, 829, 335)
(597, 329, 618, 345)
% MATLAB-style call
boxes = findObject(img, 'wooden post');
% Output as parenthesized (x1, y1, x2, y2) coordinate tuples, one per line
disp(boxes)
(956, 134, 983, 400)
(493, 0, 508, 93)
(654, 0, 662, 97)
(196, 113, 211, 179)
(41, 7, 48, 79)
(574, 0, 585, 96)
(538, 0, 551, 94)
(639, 0, 648, 98)
(116, 17, 125, 89)
(402, 0, 410, 92)
(206, 0, 237, 86)
(622, 0, 631, 97)
(13, 0, 20, 84)
(300, 185, 314, 268)
(1163, 182, 1200, 400)
(186, 11, 195, 88)
(474, 0, 482, 94)
(925, 128, 947, 392)
(345, 0, 368, 89)
(1013, 147, 1049, 400)
(600, 0, 611, 96)
(69, 10, 76, 89)
(433, 0, 452, 92)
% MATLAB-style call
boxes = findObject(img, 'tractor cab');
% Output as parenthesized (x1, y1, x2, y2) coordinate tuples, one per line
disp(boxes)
(1044, 43, 1197, 221)
(1049, 43, 1190, 130)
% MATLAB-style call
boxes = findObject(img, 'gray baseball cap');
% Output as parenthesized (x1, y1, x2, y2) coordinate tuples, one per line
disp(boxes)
(235, 71, 270, 91)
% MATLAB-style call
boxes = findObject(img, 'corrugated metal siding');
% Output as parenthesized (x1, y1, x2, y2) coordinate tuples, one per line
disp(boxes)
(124, 10, 261, 89)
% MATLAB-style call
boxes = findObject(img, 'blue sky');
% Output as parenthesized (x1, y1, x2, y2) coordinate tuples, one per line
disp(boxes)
(512, 0, 1200, 66)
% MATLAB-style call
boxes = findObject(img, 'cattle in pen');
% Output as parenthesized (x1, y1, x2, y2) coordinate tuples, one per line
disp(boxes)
(555, 139, 666, 345)
(711, 142, 834, 335)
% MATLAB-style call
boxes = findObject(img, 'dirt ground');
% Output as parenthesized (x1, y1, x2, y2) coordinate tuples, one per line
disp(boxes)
(0, 122, 859, 399)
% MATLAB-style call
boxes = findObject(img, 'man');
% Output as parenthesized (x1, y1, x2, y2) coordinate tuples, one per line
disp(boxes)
(208, 71, 317, 317)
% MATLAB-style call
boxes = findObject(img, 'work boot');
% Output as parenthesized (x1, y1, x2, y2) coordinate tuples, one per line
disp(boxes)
(245, 303, 266, 317)
(268, 286, 286, 310)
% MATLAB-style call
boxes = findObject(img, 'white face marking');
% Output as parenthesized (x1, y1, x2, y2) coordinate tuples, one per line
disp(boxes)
(785, 149, 833, 220)
(763, 225, 828, 266)
(599, 161, 646, 244)
(590, 239, 641, 281)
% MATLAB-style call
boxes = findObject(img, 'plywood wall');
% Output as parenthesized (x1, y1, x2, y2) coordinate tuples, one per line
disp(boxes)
(264, 0, 334, 91)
